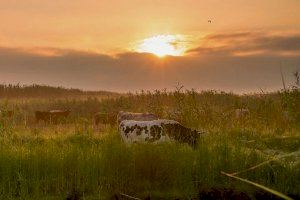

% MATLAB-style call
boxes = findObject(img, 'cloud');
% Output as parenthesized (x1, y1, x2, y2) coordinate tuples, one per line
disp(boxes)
(0, 32, 299, 93)
(188, 32, 300, 57)
(206, 32, 255, 40)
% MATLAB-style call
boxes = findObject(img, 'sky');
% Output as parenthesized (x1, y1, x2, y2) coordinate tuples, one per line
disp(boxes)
(0, 0, 300, 93)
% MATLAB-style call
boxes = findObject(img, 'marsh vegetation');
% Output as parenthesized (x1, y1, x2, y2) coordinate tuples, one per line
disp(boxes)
(0, 83, 299, 199)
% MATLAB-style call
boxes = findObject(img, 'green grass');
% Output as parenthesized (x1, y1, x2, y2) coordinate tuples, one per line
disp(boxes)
(0, 89, 299, 199)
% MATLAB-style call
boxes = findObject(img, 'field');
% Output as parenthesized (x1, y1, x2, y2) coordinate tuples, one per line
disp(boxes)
(0, 84, 299, 199)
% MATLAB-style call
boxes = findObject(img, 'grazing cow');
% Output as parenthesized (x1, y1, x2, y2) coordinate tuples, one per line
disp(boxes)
(49, 110, 70, 123)
(119, 119, 202, 147)
(117, 111, 159, 125)
(94, 112, 116, 126)
(35, 111, 51, 123)
(235, 108, 250, 119)
(35, 110, 70, 124)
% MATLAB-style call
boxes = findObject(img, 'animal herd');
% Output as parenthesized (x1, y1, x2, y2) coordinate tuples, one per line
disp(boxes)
(0, 108, 253, 147)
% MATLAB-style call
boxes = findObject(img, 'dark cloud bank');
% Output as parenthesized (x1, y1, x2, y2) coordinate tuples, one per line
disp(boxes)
(0, 32, 299, 93)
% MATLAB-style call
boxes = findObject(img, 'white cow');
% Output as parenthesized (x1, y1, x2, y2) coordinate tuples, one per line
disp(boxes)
(117, 111, 159, 125)
(119, 119, 202, 147)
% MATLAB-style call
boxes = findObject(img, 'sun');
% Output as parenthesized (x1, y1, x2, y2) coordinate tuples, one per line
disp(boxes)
(136, 34, 186, 57)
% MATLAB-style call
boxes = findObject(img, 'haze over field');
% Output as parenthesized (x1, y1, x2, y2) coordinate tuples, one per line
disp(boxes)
(0, 0, 300, 93)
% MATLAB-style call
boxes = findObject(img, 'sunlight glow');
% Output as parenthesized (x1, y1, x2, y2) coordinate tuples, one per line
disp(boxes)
(136, 35, 186, 57)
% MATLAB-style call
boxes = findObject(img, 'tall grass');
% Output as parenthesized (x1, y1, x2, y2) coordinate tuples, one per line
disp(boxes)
(0, 85, 299, 199)
(0, 84, 118, 99)
(0, 127, 298, 199)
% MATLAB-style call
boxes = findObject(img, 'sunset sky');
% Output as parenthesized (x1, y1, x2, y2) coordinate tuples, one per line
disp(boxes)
(0, 0, 300, 93)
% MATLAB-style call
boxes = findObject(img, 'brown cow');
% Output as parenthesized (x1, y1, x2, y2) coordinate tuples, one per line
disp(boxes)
(94, 112, 116, 126)
(35, 110, 70, 124)
(35, 111, 51, 123)
(49, 110, 70, 123)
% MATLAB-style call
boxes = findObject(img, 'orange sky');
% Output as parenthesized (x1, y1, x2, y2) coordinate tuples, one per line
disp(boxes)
(1, 0, 300, 52)
(0, 0, 300, 93)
